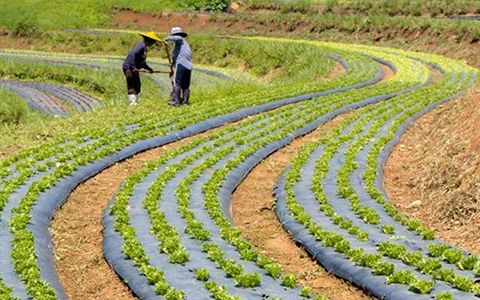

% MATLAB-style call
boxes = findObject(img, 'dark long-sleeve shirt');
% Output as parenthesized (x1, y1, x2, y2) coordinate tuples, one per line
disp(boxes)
(165, 35, 192, 70)
(122, 42, 153, 71)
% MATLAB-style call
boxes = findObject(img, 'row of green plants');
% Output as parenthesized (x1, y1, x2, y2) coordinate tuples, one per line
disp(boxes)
(0, 43, 365, 190)
(2, 32, 336, 84)
(322, 0, 480, 17)
(109, 101, 329, 298)
(104, 39, 438, 298)
(243, 0, 480, 17)
(339, 67, 480, 287)
(0, 39, 377, 298)
(219, 11, 480, 42)
(279, 45, 479, 297)
(0, 36, 373, 148)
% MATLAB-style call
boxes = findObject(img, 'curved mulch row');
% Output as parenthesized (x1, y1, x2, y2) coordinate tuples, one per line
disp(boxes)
(231, 113, 371, 300)
(51, 137, 201, 299)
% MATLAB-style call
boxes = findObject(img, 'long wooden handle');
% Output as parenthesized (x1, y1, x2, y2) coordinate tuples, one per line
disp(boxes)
(137, 70, 170, 74)
(164, 43, 175, 87)
(164, 43, 174, 73)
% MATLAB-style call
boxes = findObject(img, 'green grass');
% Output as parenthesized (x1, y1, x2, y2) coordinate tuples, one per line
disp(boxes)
(0, 0, 229, 33)
(1, 32, 334, 83)
(215, 11, 480, 42)
(0, 88, 38, 125)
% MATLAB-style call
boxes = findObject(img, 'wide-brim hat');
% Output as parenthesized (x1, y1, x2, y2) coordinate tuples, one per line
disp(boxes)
(139, 31, 162, 42)
(170, 27, 188, 37)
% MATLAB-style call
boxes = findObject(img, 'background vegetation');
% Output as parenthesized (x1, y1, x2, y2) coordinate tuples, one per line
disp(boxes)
(1, 0, 479, 34)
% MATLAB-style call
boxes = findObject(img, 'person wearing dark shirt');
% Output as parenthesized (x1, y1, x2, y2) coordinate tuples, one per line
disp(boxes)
(123, 31, 161, 105)
(164, 27, 192, 106)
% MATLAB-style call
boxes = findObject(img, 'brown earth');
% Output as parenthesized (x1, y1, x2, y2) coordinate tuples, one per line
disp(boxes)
(112, 11, 219, 33)
(379, 63, 395, 83)
(231, 112, 371, 299)
(384, 82, 480, 255)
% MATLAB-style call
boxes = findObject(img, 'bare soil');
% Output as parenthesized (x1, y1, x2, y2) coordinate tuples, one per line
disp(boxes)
(379, 63, 395, 83)
(231, 113, 371, 299)
(384, 82, 480, 255)
(112, 11, 222, 33)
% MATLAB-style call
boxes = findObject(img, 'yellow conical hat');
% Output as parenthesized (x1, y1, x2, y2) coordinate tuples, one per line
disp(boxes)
(138, 31, 162, 42)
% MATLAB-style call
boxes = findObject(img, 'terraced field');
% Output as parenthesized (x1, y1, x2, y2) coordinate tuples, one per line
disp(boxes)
(0, 35, 478, 300)
(0, 49, 239, 115)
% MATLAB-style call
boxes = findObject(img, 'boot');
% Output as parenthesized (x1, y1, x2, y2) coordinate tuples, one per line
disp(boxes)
(128, 94, 138, 106)
(181, 89, 190, 105)
(169, 86, 181, 106)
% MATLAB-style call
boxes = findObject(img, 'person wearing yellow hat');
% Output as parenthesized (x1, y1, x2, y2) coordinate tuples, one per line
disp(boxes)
(122, 31, 161, 105)
(164, 27, 192, 106)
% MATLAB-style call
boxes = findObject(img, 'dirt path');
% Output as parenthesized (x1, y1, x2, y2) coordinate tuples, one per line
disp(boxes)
(379, 63, 395, 82)
(384, 82, 480, 255)
(231, 113, 371, 299)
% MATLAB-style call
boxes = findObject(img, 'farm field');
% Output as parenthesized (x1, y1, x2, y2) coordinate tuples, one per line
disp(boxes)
(0, 1, 479, 300)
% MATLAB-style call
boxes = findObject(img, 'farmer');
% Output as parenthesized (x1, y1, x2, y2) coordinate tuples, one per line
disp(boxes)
(164, 27, 192, 106)
(122, 31, 161, 105)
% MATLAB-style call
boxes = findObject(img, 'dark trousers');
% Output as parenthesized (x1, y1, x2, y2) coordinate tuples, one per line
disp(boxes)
(175, 64, 191, 90)
(123, 69, 141, 95)
(171, 64, 192, 105)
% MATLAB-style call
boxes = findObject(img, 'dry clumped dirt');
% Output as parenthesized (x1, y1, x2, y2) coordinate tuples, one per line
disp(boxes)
(384, 82, 480, 255)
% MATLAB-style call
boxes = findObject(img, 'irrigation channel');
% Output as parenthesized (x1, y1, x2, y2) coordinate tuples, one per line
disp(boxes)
(0, 37, 478, 300)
